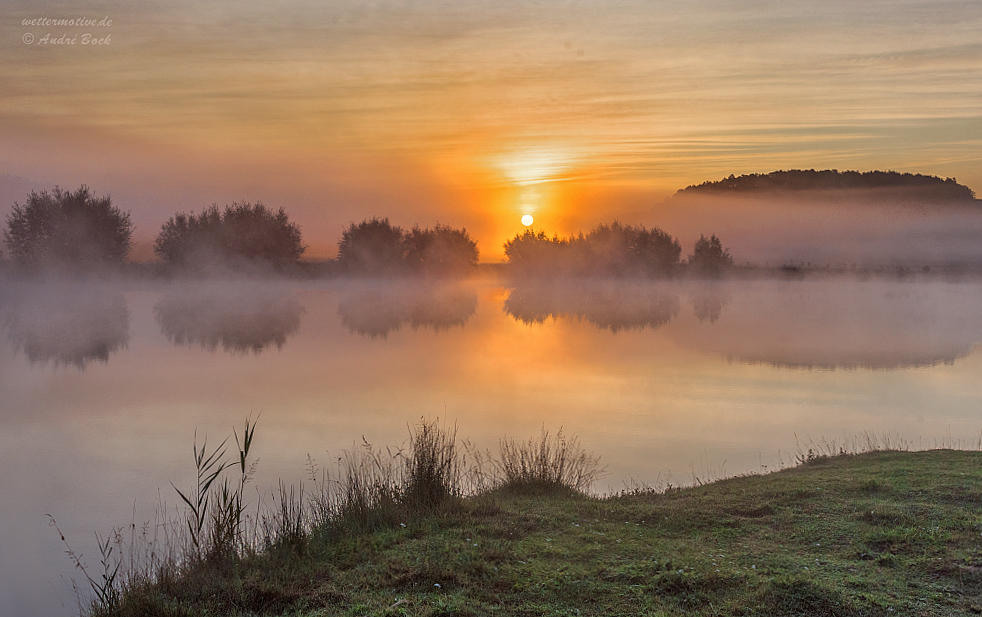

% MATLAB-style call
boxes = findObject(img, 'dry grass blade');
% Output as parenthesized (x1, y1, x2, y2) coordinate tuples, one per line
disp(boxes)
(496, 427, 604, 494)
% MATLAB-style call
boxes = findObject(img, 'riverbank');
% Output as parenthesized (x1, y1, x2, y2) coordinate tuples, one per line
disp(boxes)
(89, 447, 982, 616)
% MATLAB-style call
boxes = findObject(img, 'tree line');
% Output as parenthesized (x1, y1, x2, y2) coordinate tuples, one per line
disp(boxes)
(680, 169, 977, 201)
(2, 184, 733, 277)
(504, 223, 732, 276)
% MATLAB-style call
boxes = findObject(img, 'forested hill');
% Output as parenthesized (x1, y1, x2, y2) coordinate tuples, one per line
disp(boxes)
(678, 170, 977, 201)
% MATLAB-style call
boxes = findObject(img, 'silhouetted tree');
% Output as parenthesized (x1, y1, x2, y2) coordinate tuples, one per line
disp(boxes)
(680, 170, 977, 200)
(154, 202, 305, 269)
(403, 224, 479, 275)
(337, 217, 406, 274)
(504, 223, 681, 278)
(579, 222, 681, 276)
(3, 186, 132, 270)
(220, 203, 305, 263)
(503, 229, 570, 276)
(154, 206, 222, 267)
(338, 219, 478, 276)
(688, 234, 733, 276)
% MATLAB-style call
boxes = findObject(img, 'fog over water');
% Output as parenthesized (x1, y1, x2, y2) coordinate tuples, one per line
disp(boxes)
(337, 281, 478, 338)
(655, 189, 982, 268)
(2, 275, 982, 615)
(153, 282, 305, 354)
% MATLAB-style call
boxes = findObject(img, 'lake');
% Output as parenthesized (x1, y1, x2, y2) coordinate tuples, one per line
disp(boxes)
(2, 274, 981, 615)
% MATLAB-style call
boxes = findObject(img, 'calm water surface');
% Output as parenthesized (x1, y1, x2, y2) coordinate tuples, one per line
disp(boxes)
(2, 276, 981, 615)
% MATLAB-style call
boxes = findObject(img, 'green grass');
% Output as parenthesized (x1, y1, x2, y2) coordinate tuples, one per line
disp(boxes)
(85, 431, 982, 616)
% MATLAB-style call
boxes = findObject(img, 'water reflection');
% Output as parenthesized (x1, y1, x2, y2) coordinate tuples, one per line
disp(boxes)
(337, 282, 478, 338)
(154, 285, 304, 354)
(500, 279, 982, 370)
(1, 286, 129, 369)
(504, 281, 682, 332)
(689, 285, 730, 324)
(670, 280, 982, 370)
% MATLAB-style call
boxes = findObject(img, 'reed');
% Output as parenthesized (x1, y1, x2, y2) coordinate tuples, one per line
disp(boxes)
(76, 421, 982, 617)
(79, 419, 605, 615)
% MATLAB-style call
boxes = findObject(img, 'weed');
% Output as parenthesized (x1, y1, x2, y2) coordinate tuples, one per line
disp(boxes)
(496, 427, 604, 494)
(402, 420, 461, 508)
(48, 516, 121, 613)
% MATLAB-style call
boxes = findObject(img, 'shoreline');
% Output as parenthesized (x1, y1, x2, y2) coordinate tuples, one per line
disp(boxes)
(75, 424, 982, 616)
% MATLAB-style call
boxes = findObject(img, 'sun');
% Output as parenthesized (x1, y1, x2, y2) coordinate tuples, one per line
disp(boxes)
(521, 214, 533, 226)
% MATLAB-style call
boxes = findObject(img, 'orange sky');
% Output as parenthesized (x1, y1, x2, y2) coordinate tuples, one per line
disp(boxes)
(1, 0, 980, 260)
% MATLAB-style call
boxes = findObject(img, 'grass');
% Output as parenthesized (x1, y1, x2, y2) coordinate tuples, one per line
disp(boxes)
(496, 428, 603, 495)
(74, 422, 982, 616)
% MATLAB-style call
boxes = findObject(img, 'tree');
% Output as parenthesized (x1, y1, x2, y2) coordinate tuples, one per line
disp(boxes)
(337, 217, 406, 273)
(503, 229, 570, 276)
(154, 202, 305, 269)
(3, 186, 132, 270)
(504, 222, 682, 278)
(687, 234, 733, 276)
(580, 222, 681, 276)
(403, 224, 479, 275)
(337, 218, 481, 276)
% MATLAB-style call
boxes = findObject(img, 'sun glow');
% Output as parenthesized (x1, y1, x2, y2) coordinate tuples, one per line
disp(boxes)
(495, 147, 576, 186)
(521, 214, 533, 226)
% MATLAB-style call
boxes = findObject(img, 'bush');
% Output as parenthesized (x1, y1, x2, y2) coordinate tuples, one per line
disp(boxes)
(503, 229, 570, 276)
(687, 234, 733, 276)
(503, 222, 681, 277)
(336, 217, 406, 274)
(403, 224, 479, 274)
(580, 222, 681, 276)
(3, 186, 132, 270)
(154, 202, 305, 270)
(337, 218, 478, 276)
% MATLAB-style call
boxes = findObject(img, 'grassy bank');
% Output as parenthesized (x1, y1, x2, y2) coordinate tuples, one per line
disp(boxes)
(83, 427, 982, 616)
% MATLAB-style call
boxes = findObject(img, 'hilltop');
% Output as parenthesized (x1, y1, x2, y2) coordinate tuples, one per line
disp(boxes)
(677, 170, 978, 202)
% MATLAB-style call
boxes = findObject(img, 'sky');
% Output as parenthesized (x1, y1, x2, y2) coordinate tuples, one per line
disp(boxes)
(1, 0, 980, 260)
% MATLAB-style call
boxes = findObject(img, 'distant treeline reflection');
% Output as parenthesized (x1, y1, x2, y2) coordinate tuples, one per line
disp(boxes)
(1, 286, 129, 369)
(154, 286, 304, 354)
(337, 283, 478, 338)
(504, 282, 730, 332)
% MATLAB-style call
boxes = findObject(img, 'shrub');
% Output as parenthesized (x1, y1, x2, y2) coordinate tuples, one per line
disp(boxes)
(503, 229, 570, 275)
(338, 218, 479, 275)
(687, 234, 733, 276)
(503, 222, 681, 277)
(403, 224, 479, 275)
(581, 222, 682, 276)
(336, 217, 406, 274)
(154, 202, 305, 270)
(3, 186, 132, 270)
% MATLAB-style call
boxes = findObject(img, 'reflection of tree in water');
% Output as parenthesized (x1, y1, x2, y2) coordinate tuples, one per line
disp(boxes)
(337, 284, 478, 338)
(155, 290, 304, 354)
(504, 282, 681, 333)
(668, 280, 982, 370)
(2, 290, 129, 369)
(689, 286, 730, 324)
